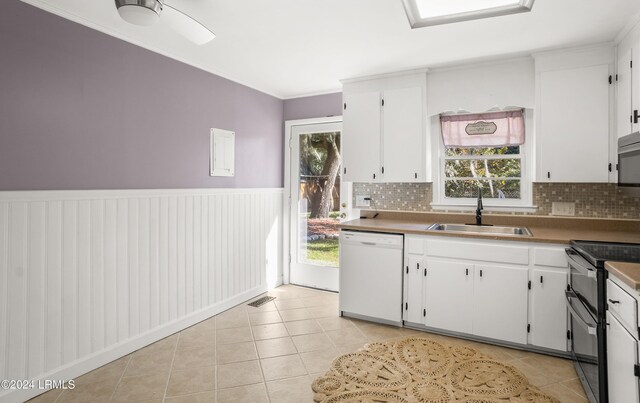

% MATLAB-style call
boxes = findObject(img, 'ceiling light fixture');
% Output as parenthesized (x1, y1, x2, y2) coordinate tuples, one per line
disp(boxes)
(114, 0, 215, 45)
(401, 0, 535, 28)
(116, 0, 162, 26)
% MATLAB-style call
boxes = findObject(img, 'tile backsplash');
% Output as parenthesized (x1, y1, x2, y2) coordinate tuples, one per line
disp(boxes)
(353, 183, 432, 212)
(353, 182, 640, 219)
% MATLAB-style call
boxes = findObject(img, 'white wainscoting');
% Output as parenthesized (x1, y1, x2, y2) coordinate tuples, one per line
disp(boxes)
(0, 188, 283, 403)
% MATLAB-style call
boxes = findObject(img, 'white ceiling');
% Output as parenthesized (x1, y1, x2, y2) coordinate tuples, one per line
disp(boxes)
(21, 0, 640, 99)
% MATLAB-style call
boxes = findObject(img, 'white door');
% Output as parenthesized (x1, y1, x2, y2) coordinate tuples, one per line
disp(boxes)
(342, 91, 381, 182)
(382, 87, 425, 182)
(473, 264, 528, 344)
(633, 44, 640, 133)
(538, 64, 610, 182)
(607, 311, 640, 403)
(403, 255, 424, 324)
(618, 49, 633, 139)
(289, 122, 345, 291)
(424, 260, 474, 334)
(529, 270, 568, 351)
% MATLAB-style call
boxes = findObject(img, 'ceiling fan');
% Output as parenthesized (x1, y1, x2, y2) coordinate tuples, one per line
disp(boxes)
(114, 0, 215, 45)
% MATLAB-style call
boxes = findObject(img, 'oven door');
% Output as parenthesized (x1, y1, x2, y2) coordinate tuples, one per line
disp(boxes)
(618, 133, 640, 187)
(566, 248, 599, 316)
(567, 289, 600, 402)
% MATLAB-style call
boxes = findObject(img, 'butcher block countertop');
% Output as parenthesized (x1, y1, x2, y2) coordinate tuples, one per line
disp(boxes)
(338, 211, 640, 245)
(605, 262, 640, 291)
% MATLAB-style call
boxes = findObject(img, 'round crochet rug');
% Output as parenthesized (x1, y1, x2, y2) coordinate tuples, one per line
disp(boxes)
(312, 337, 560, 403)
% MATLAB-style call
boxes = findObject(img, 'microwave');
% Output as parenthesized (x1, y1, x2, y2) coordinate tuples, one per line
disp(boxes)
(618, 132, 640, 187)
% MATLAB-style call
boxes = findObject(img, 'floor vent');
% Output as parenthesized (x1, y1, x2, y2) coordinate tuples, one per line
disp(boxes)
(247, 296, 276, 307)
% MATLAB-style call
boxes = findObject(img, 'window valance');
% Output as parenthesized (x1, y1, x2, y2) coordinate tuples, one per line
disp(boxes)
(440, 109, 525, 147)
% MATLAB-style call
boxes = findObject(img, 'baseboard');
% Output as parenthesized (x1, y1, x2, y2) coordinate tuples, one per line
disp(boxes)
(2, 285, 267, 403)
(341, 311, 402, 327)
(403, 322, 571, 359)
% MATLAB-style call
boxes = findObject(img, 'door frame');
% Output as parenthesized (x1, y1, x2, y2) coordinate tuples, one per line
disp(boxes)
(283, 116, 346, 287)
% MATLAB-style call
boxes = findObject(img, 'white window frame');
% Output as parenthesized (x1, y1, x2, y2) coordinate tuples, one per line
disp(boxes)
(401, 0, 535, 29)
(431, 112, 534, 212)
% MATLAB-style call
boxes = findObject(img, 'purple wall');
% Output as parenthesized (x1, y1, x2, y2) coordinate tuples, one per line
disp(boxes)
(0, 1, 283, 190)
(283, 93, 343, 121)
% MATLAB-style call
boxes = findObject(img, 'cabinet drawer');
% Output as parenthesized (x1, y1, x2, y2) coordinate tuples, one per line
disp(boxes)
(405, 236, 425, 255)
(533, 247, 568, 268)
(607, 279, 638, 334)
(425, 239, 529, 265)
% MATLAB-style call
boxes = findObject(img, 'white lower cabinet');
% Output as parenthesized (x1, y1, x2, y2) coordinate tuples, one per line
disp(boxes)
(424, 260, 473, 334)
(473, 265, 528, 344)
(607, 311, 640, 403)
(530, 269, 568, 351)
(402, 235, 568, 352)
(403, 255, 425, 324)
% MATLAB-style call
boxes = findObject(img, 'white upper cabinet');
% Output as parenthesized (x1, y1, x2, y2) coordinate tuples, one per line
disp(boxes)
(633, 39, 640, 134)
(382, 87, 425, 182)
(617, 48, 634, 139)
(342, 91, 381, 182)
(535, 47, 613, 183)
(342, 72, 427, 183)
(618, 32, 640, 137)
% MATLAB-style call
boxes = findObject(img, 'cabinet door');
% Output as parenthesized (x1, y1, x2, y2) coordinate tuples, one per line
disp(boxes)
(538, 64, 610, 182)
(633, 44, 640, 134)
(424, 260, 473, 334)
(618, 49, 633, 139)
(342, 91, 381, 182)
(473, 265, 528, 344)
(530, 269, 568, 351)
(382, 87, 424, 182)
(607, 312, 640, 403)
(403, 255, 424, 324)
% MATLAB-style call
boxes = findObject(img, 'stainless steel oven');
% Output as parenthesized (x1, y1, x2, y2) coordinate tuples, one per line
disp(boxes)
(618, 131, 640, 187)
(566, 288, 600, 400)
(567, 240, 640, 403)
(566, 246, 607, 403)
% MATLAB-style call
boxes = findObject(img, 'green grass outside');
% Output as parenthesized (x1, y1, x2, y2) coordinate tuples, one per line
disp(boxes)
(303, 238, 339, 267)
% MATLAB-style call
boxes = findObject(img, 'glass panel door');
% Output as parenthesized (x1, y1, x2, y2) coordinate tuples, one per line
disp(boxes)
(290, 121, 344, 291)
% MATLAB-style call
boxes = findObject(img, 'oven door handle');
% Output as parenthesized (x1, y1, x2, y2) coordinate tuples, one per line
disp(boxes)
(565, 290, 597, 335)
(565, 248, 597, 279)
(619, 142, 640, 154)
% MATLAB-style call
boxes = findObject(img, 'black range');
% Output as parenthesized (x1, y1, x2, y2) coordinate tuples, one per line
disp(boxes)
(566, 240, 640, 403)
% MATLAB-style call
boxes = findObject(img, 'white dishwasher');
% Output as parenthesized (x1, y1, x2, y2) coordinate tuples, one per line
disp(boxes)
(339, 230, 404, 325)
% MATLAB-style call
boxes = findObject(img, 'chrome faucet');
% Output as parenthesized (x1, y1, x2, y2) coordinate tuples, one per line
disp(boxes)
(475, 186, 483, 226)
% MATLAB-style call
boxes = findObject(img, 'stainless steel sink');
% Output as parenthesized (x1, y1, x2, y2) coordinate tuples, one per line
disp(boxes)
(426, 223, 533, 236)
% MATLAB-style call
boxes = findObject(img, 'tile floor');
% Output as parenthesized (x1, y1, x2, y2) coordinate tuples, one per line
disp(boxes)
(29, 284, 588, 403)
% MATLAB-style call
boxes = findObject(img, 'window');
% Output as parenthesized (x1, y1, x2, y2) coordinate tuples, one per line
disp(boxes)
(444, 146, 522, 199)
(433, 109, 532, 209)
(402, 0, 535, 28)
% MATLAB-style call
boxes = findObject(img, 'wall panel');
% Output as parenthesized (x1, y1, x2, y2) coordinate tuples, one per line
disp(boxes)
(0, 188, 283, 403)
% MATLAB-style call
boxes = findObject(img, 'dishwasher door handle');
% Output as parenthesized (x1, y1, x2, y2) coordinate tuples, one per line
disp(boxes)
(360, 242, 377, 246)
